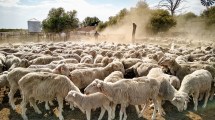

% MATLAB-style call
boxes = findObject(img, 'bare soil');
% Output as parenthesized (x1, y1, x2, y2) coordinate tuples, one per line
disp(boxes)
(1, 94, 215, 120)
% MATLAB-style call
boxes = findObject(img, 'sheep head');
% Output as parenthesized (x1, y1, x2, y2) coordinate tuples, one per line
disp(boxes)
(65, 90, 78, 102)
(53, 64, 71, 78)
(84, 79, 103, 95)
(109, 61, 125, 74)
(158, 57, 174, 67)
(171, 92, 189, 112)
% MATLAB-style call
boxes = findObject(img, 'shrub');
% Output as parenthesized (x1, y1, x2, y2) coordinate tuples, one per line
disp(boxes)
(146, 9, 176, 34)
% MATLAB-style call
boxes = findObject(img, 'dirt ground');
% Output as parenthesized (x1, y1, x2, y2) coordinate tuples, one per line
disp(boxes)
(1, 94, 215, 120)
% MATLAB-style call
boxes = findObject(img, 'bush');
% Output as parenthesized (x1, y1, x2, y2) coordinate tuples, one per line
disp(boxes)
(146, 9, 176, 34)
(201, 6, 215, 27)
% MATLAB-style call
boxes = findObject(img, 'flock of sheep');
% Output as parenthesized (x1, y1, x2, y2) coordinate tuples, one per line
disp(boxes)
(0, 41, 215, 120)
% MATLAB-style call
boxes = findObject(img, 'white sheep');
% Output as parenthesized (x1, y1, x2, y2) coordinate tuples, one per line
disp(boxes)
(65, 90, 112, 120)
(70, 61, 125, 89)
(7, 64, 71, 110)
(179, 69, 214, 111)
(18, 72, 80, 120)
(84, 71, 124, 119)
(84, 77, 161, 120)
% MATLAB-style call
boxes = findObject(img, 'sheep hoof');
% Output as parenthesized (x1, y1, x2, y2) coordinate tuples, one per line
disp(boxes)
(11, 106, 16, 110)
(138, 113, 143, 118)
(209, 97, 213, 101)
(150, 104, 154, 108)
(202, 104, 206, 108)
(37, 111, 42, 114)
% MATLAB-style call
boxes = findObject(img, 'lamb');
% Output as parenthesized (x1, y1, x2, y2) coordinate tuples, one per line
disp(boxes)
(7, 64, 71, 110)
(70, 61, 125, 89)
(84, 77, 161, 120)
(18, 72, 80, 120)
(178, 69, 214, 111)
(65, 90, 112, 120)
(85, 71, 124, 119)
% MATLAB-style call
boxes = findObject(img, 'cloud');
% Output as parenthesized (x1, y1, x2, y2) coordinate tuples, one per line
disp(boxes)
(0, 0, 20, 7)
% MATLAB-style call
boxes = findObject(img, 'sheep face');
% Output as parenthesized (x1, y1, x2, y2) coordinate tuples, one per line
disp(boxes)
(171, 92, 189, 112)
(158, 57, 173, 66)
(65, 90, 77, 102)
(110, 62, 125, 74)
(84, 79, 101, 95)
(53, 64, 71, 77)
(19, 59, 30, 68)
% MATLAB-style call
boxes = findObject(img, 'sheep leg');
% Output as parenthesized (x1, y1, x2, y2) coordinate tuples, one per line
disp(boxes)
(29, 98, 42, 114)
(111, 103, 116, 119)
(69, 102, 75, 110)
(8, 86, 17, 110)
(45, 101, 50, 110)
(151, 98, 158, 120)
(86, 110, 91, 120)
(120, 105, 127, 120)
(20, 96, 28, 120)
(49, 100, 54, 106)
(57, 96, 64, 120)
(198, 93, 204, 101)
(138, 103, 148, 118)
(98, 107, 106, 120)
(135, 105, 140, 116)
(157, 98, 165, 116)
(202, 90, 210, 108)
(209, 87, 215, 101)
(193, 92, 199, 111)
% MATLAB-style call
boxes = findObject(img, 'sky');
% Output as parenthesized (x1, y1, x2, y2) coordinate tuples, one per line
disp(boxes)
(0, 0, 206, 29)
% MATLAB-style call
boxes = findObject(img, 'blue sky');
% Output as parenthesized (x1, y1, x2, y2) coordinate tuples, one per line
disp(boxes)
(0, 0, 206, 29)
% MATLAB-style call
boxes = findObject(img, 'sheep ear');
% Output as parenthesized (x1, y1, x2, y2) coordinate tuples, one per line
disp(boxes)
(72, 93, 76, 97)
(97, 83, 102, 88)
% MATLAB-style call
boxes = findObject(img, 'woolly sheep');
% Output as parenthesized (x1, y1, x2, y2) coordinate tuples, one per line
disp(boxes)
(18, 72, 80, 120)
(7, 64, 71, 110)
(65, 90, 112, 120)
(84, 77, 161, 120)
(30, 56, 64, 65)
(70, 61, 125, 89)
(179, 69, 214, 111)
(84, 71, 124, 119)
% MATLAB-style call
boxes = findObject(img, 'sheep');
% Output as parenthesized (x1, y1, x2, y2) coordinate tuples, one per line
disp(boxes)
(5, 54, 21, 70)
(158, 56, 191, 80)
(125, 62, 158, 78)
(84, 77, 161, 120)
(178, 69, 214, 111)
(7, 64, 71, 110)
(121, 58, 142, 69)
(80, 55, 94, 64)
(147, 68, 181, 89)
(50, 58, 79, 64)
(70, 61, 125, 89)
(94, 55, 104, 64)
(65, 90, 112, 120)
(18, 72, 80, 120)
(146, 68, 189, 115)
(30, 56, 64, 65)
(85, 71, 124, 119)
(0, 53, 6, 72)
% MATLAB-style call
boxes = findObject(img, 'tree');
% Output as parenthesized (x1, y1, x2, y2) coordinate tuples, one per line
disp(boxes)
(158, 0, 186, 16)
(42, 7, 79, 33)
(201, 6, 215, 27)
(146, 9, 176, 34)
(82, 17, 100, 27)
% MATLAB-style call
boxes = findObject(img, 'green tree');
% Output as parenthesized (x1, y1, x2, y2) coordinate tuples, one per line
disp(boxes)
(82, 17, 100, 27)
(42, 7, 79, 33)
(201, 6, 215, 27)
(147, 9, 176, 34)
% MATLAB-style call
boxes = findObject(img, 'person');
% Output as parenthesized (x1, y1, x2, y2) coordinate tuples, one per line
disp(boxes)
(94, 31, 99, 41)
